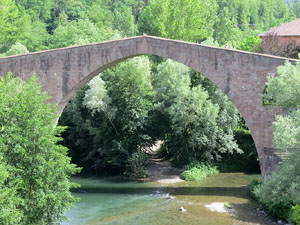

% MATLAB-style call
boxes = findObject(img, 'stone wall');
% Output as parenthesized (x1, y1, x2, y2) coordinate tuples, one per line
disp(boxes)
(263, 147, 283, 178)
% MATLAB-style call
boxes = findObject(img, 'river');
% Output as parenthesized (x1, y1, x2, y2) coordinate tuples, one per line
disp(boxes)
(61, 173, 276, 225)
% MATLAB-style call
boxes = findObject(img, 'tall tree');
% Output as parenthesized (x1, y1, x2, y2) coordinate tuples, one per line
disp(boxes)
(0, 74, 80, 224)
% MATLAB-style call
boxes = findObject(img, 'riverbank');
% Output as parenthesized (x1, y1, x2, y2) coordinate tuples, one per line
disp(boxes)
(143, 140, 185, 184)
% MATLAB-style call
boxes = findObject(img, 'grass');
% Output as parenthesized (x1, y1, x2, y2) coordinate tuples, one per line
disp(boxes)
(180, 162, 219, 181)
(224, 202, 232, 209)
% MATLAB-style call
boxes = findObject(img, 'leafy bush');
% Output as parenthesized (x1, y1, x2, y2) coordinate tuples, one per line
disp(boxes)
(249, 179, 262, 200)
(215, 128, 260, 172)
(124, 151, 148, 178)
(181, 162, 219, 181)
(238, 35, 261, 52)
(253, 153, 300, 220)
(268, 200, 292, 219)
(292, 205, 300, 225)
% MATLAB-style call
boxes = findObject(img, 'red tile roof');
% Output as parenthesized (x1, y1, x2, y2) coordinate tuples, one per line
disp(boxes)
(260, 18, 300, 37)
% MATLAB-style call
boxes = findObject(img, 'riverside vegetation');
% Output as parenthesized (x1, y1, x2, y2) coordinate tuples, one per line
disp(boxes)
(1, 0, 300, 224)
(250, 60, 300, 224)
(0, 75, 80, 224)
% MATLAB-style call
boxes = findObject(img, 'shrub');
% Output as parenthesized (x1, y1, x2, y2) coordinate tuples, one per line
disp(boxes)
(253, 153, 300, 220)
(181, 162, 219, 181)
(124, 151, 148, 178)
(212, 128, 260, 173)
(268, 200, 292, 219)
(292, 205, 300, 225)
(249, 179, 262, 200)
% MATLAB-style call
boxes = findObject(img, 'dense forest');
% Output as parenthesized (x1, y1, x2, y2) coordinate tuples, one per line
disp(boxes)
(1, 0, 300, 224)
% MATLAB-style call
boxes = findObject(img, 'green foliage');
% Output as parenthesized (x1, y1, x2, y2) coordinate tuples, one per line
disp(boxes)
(2, 42, 29, 56)
(249, 179, 262, 200)
(16, 0, 54, 21)
(19, 20, 49, 52)
(181, 162, 219, 181)
(292, 2, 300, 17)
(124, 151, 148, 178)
(0, 0, 30, 52)
(255, 53, 300, 221)
(215, 128, 260, 172)
(268, 201, 292, 219)
(60, 57, 155, 177)
(272, 110, 300, 151)
(0, 163, 23, 225)
(153, 60, 241, 165)
(253, 149, 300, 220)
(265, 61, 300, 108)
(0, 74, 80, 224)
(85, 0, 137, 36)
(138, 0, 218, 42)
(213, 6, 242, 46)
(238, 35, 262, 52)
(292, 204, 300, 225)
(285, 0, 300, 7)
(50, 19, 118, 48)
(224, 202, 232, 209)
(52, 0, 87, 24)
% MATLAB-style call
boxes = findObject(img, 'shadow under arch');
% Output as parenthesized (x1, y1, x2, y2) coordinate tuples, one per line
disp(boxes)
(0, 35, 296, 176)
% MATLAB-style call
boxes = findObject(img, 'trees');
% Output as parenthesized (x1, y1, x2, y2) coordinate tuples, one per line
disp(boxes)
(264, 61, 300, 108)
(291, 2, 300, 17)
(1, 42, 29, 57)
(153, 60, 241, 164)
(213, 7, 242, 46)
(0, 74, 80, 224)
(50, 19, 118, 48)
(253, 60, 300, 221)
(0, 0, 30, 52)
(138, 0, 218, 42)
(85, 0, 137, 37)
(15, 0, 54, 21)
(60, 57, 155, 177)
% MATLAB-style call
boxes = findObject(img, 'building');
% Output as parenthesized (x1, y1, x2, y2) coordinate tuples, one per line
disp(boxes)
(260, 18, 300, 45)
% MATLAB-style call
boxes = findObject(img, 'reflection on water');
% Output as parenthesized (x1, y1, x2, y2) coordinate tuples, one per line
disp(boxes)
(61, 173, 275, 225)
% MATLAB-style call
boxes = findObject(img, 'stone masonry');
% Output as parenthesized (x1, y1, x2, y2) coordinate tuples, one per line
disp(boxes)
(0, 35, 298, 177)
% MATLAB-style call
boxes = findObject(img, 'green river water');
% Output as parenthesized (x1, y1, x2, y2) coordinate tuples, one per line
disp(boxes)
(61, 173, 276, 225)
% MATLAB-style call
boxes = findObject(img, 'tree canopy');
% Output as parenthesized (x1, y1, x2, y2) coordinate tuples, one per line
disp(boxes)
(0, 74, 80, 224)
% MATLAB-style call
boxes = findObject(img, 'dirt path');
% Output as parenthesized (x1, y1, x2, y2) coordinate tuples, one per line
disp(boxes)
(145, 141, 185, 184)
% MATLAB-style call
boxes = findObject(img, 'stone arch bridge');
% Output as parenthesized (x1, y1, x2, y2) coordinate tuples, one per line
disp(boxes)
(0, 35, 297, 177)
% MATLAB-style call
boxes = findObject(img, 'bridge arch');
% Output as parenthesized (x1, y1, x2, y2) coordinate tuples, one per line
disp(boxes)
(0, 35, 297, 176)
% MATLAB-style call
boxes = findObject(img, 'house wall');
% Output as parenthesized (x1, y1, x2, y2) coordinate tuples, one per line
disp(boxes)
(280, 36, 300, 45)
